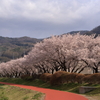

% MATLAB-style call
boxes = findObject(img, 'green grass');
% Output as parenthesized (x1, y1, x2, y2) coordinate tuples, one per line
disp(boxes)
(0, 84, 44, 100)
(0, 78, 100, 100)
(32, 93, 43, 100)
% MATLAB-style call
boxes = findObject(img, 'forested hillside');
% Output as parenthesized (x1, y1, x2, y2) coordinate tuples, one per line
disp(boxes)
(64, 25, 100, 36)
(83, 25, 100, 37)
(64, 30, 89, 35)
(0, 36, 41, 62)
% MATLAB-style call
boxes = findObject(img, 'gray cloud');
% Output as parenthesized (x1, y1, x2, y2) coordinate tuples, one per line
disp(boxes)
(0, 0, 100, 38)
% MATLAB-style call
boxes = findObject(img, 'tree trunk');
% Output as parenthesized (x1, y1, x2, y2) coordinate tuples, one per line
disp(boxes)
(94, 67, 99, 73)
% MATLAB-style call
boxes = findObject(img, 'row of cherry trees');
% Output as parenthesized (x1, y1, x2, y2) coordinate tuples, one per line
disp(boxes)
(0, 33, 100, 78)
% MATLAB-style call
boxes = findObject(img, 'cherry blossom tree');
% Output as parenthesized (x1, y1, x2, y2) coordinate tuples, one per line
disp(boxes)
(26, 33, 100, 73)
(0, 33, 100, 77)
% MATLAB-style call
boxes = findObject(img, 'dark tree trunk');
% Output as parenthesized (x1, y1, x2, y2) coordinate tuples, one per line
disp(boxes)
(93, 63, 99, 73)
(94, 67, 99, 73)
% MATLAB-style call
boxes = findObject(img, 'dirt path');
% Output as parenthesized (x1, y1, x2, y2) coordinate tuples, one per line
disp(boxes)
(0, 82, 88, 100)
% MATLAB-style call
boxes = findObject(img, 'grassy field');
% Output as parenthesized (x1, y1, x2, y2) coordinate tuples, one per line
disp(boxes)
(0, 84, 44, 100)
(0, 78, 100, 100)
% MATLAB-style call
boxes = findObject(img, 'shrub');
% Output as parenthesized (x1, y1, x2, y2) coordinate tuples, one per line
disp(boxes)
(50, 71, 68, 85)
(88, 73, 100, 84)
(75, 74, 85, 84)
(21, 75, 33, 81)
(83, 74, 92, 84)
(32, 74, 41, 79)
(65, 73, 78, 83)
(40, 73, 52, 82)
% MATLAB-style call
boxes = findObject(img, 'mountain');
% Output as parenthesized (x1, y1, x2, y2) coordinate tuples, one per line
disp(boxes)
(91, 25, 100, 34)
(64, 30, 89, 35)
(83, 25, 100, 36)
(64, 25, 100, 36)
(0, 36, 42, 62)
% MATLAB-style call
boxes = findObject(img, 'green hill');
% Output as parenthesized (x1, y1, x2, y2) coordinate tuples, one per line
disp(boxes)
(0, 36, 41, 62)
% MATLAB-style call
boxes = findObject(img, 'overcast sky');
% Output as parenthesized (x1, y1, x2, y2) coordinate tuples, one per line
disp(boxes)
(0, 0, 100, 39)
